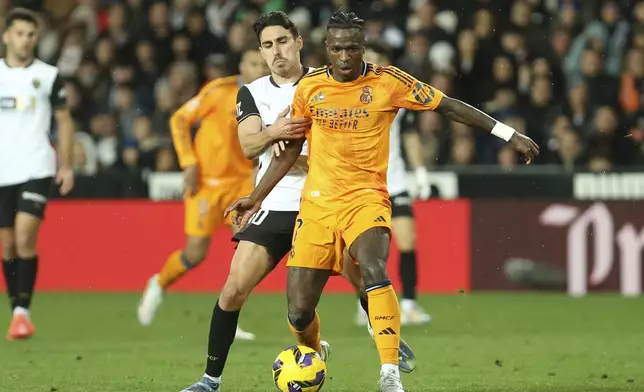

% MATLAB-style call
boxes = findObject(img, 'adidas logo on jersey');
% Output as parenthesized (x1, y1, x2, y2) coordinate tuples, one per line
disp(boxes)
(374, 216, 387, 223)
(311, 91, 325, 103)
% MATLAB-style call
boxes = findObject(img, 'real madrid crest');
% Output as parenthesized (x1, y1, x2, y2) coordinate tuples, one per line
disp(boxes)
(360, 87, 373, 104)
(32, 79, 40, 89)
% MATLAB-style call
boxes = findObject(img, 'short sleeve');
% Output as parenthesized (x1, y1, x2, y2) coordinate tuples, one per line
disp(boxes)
(49, 73, 67, 109)
(236, 86, 260, 123)
(175, 84, 218, 123)
(385, 66, 444, 111)
(291, 84, 307, 119)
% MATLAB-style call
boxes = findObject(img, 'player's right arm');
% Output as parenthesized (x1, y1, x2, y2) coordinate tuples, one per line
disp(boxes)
(236, 86, 311, 159)
(385, 66, 540, 163)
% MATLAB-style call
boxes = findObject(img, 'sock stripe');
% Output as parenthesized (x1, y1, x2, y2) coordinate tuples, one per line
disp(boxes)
(365, 279, 392, 293)
(180, 252, 193, 270)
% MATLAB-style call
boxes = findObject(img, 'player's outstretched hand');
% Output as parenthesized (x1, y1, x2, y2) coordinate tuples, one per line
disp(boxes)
(56, 166, 75, 196)
(184, 165, 199, 197)
(266, 106, 311, 141)
(509, 133, 540, 164)
(224, 197, 261, 227)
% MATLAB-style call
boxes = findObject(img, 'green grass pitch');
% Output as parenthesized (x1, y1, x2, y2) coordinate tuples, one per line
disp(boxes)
(0, 293, 642, 391)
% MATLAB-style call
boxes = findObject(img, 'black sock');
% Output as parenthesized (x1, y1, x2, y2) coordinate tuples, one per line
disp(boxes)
(15, 256, 38, 309)
(2, 259, 18, 311)
(399, 251, 417, 300)
(205, 300, 240, 378)
(359, 295, 369, 316)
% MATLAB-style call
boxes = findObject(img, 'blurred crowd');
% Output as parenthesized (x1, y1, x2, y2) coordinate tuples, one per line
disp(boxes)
(2, 0, 644, 191)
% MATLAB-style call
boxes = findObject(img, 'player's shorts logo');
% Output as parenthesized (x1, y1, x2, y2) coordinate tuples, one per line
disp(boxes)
(360, 87, 373, 104)
(412, 82, 435, 104)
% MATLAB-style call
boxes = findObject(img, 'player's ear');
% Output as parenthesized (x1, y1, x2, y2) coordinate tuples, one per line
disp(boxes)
(295, 35, 303, 51)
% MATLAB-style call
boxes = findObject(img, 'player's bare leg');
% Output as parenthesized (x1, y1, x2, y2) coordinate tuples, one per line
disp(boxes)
(138, 234, 210, 326)
(344, 258, 416, 373)
(392, 216, 430, 326)
(138, 226, 255, 339)
(181, 241, 274, 392)
(286, 267, 332, 361)
(5, 212, 41, 340)
(350, 227, 404, 391)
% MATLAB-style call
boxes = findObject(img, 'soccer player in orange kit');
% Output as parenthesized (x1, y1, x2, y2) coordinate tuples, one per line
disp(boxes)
(137, 47, 269, 340)
(226, 10, 540, 391)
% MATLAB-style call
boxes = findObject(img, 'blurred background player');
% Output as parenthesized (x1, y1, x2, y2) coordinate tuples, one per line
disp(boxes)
(228, 10, 538, 391)
(0, 8, 75, 340)
(355, 39, 431, 327)
(137, 46, 269, 340)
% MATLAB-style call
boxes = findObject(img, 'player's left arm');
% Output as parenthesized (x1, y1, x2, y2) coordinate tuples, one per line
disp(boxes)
(250, 82, 308, 205)
(400, 111, 430, 199)
(51, 74, 75, 195)
(387, 66, 540, 163)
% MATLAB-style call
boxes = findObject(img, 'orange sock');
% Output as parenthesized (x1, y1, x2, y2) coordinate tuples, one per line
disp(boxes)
(367, 283, 400, 365)
(157, 250, 189, 289)
(287, 312, 322, 353)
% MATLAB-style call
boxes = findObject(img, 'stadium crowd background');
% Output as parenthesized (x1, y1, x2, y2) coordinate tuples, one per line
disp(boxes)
(2, 0, 643, 198)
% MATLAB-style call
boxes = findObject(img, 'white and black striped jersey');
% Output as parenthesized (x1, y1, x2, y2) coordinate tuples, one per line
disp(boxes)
(387, 108, 418, 196)
(0, 59, 66, 186)
(236, 66, 313, 211)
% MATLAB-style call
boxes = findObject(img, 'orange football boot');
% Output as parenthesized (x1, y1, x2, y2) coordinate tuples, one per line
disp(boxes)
(6, 314, 35, 340)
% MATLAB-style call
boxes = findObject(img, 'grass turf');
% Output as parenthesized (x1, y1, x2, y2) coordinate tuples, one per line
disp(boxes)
(0, 293, 642, 392)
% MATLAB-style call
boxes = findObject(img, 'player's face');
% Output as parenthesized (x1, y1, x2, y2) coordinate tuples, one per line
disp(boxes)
(2, 20, 38, 62)
(363, 49, 390, 67)
(240, 50, 270, 83)
(325, 28, 365, 82)
(259, 26, 302, 77)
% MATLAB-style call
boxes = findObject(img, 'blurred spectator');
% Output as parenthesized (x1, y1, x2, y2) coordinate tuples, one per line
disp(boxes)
(73, 132, 99, 176)
(19, 0, 644, 198)
(566, 1, 630, 79)
(619, 48, 644, 114)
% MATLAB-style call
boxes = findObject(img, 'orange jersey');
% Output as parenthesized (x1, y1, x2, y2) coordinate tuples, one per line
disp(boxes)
(170, 75, 254, 185)
(291, 63, 444, 209)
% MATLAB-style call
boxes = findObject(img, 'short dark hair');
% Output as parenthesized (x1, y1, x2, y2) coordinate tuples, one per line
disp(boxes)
(365, 39, 392, 62)
(327, 10, 364, 31)
(5, 8, 39, 29)
(253, 11, 299, 43)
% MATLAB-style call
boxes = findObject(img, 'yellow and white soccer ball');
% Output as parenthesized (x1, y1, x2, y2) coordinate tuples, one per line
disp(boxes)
(272, 345, 327, 392)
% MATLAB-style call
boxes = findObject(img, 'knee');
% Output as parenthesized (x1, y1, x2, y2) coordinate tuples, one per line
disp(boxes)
(287, 292, 316, 329)
(396, 232, 415, 252)
(14, 230, 36, 258)
(0, 233, 16, 259)
(219, 280, 251, 311)
(287, 307, 315, 330)
(183, 246, 208, 267)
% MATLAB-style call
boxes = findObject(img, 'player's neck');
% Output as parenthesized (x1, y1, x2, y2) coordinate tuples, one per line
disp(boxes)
(4, 54, 34, 68)
(270, 64, 305, 85)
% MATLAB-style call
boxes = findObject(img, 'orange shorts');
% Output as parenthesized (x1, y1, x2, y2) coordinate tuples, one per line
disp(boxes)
(286, 200, 392, 274)
(184, 178, 254, 237)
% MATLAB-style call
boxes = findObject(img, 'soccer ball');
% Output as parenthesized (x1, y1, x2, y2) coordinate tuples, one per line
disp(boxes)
(272, 345, 327, 392)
